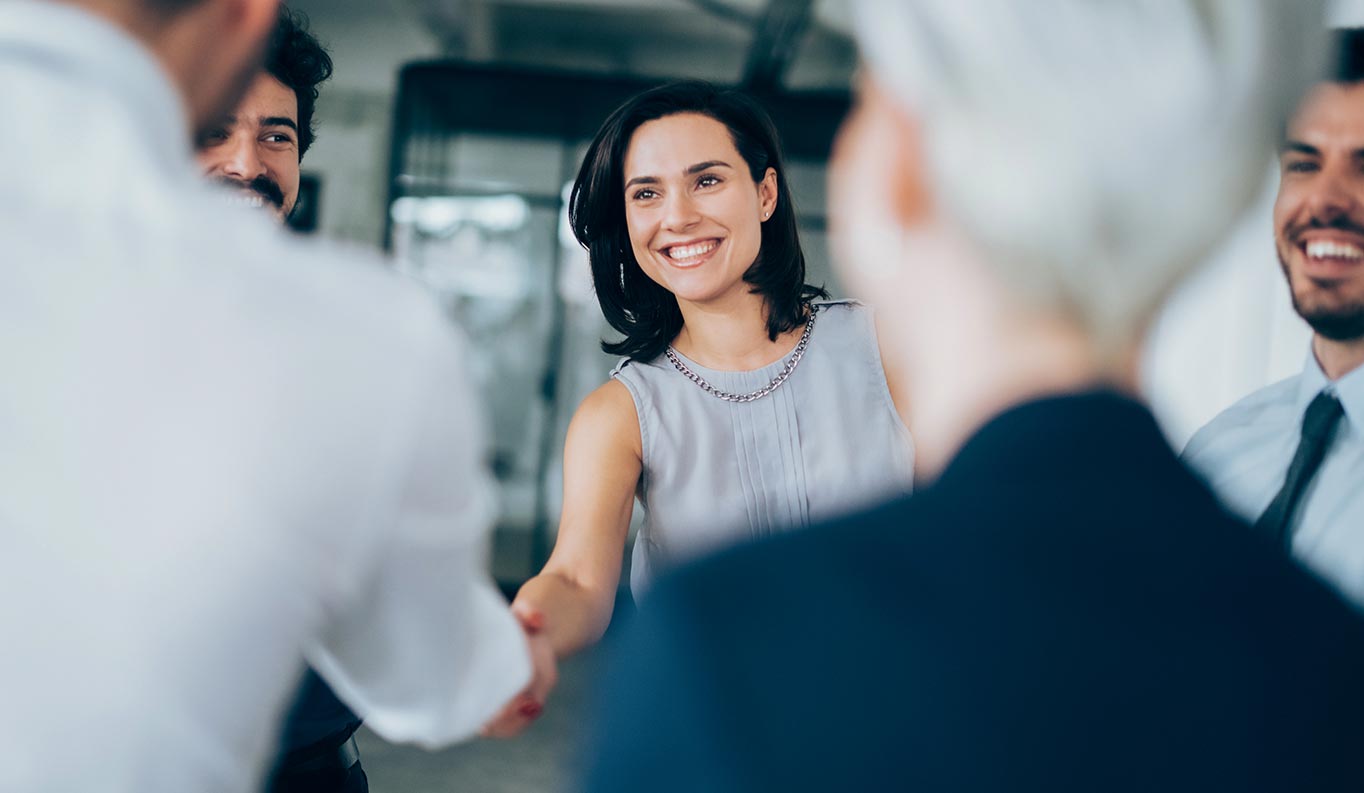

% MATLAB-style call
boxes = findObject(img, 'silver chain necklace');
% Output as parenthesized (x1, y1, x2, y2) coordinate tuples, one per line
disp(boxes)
(664, 306, 817, 403)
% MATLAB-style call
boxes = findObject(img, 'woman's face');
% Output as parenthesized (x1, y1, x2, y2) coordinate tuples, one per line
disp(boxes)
(622, 112, 777, 309)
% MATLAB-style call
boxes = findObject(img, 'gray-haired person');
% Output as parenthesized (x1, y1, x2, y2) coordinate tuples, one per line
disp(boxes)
(584, 3, 1364, 791)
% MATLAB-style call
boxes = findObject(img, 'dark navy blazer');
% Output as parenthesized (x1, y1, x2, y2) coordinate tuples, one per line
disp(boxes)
(586, 392, 1364, 792)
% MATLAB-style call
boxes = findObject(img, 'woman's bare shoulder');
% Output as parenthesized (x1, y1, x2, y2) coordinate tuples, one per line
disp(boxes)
(568, 379, 642, 456)
(578, 378, 637, 419)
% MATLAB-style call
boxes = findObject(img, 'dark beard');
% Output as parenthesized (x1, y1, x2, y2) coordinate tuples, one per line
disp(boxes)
(1280, 214, 1364, 342)
(1279, 251, 1364, 342)
(1293, 295, 1364, 341)
(214, 175, 285, 210)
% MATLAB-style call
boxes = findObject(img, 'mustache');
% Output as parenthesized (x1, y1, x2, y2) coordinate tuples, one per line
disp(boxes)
(215, 175, 284, 209)
(1288, 214, 1364, 241)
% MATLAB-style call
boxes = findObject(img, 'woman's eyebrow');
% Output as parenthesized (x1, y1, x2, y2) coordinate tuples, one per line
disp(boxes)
(625, 160, 733, 189)
(686, 160, 731, 174)
(624, 174, 659, 189)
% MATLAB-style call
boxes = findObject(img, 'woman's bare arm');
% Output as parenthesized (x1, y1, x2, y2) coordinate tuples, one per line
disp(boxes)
(512, 379, 642, 657)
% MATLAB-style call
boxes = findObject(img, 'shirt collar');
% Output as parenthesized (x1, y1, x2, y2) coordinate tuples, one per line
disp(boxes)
(0, 1, 193, 176)
(1297, 348, 1364, 430)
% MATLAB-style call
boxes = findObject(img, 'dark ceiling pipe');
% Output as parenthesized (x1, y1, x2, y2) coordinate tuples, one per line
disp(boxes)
(741, 0, 815, 94)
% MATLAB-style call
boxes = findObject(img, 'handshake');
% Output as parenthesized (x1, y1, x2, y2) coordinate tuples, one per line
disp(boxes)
(483, 604, 559, 739)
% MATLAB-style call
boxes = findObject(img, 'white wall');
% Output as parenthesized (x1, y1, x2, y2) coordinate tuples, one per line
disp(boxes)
(1143, 170, 1311, 448)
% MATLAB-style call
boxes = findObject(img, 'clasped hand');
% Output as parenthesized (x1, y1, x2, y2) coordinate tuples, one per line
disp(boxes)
(481, 604, 559, 738)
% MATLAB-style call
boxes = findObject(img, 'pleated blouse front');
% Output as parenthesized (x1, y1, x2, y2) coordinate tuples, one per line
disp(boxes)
(611, 300, 914, 600)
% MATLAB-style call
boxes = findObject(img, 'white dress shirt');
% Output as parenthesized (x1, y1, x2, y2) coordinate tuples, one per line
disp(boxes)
(0, 3, 529, 791)
(1184, 349, 1364, 607)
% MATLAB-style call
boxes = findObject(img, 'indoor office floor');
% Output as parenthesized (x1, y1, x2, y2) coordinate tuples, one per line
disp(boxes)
(355, 650, 602, 793)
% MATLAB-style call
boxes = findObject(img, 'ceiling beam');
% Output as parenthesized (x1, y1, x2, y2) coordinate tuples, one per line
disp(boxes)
(685, 0, 759, 27)
(417, 0, 496, 60)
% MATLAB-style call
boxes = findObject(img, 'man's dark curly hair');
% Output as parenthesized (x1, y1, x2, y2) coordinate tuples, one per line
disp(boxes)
(265, 8, 333, 159)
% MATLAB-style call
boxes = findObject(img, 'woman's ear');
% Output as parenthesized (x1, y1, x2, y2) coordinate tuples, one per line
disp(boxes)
(759, 167, 778, 221)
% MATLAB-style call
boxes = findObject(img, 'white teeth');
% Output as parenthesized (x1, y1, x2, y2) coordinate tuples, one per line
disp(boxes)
(666, 240, 718, 260)
(1305, 240, 1364, 260)
(224, 194, 266, 210)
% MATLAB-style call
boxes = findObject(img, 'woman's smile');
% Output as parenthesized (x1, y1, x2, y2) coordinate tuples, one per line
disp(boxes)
(658, 237, 723, 268)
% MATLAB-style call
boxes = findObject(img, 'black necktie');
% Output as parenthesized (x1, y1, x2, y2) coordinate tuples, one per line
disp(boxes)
(1253, 391, 1345, 549)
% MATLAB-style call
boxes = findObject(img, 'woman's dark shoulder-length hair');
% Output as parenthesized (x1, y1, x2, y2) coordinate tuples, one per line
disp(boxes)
(569, 80, 827, 362)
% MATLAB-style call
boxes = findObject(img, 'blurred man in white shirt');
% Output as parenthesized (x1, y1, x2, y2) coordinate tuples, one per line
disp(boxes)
(0, 0, 550, 790)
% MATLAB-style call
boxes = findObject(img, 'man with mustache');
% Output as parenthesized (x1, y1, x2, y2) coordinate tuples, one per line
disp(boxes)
(196, 12, 369, 793)
(1185, 29, 1364, 608)
(197, 7, 326, 223)
(198, 12, 382, 793)
(0, 0, 548, 791)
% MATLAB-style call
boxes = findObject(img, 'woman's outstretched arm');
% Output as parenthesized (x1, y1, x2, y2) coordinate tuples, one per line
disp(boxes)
(482, 379, 642, 737)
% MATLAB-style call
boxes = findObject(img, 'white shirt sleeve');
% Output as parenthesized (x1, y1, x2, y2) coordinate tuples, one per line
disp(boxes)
(304, 313, 531, 748)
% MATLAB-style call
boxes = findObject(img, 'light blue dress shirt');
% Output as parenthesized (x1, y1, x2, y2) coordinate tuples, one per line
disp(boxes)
(1184, 351, 1364, 607)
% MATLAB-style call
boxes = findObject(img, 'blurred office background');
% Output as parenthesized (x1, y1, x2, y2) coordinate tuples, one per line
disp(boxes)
(274, 0, 1363, 789)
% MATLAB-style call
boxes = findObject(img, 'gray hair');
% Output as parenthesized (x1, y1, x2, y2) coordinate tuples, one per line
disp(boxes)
(852, 0, 1325, 346)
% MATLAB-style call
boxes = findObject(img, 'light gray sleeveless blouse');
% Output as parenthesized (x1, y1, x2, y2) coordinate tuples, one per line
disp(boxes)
(611, 300, 914, 599)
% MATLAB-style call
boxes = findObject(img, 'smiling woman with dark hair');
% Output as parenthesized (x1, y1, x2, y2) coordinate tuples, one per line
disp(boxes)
(572, 81, 826, 362)
(483, 81, 915, 736)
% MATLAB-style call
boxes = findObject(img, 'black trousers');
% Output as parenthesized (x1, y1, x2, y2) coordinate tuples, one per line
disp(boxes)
(267, 759, 368, 793)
